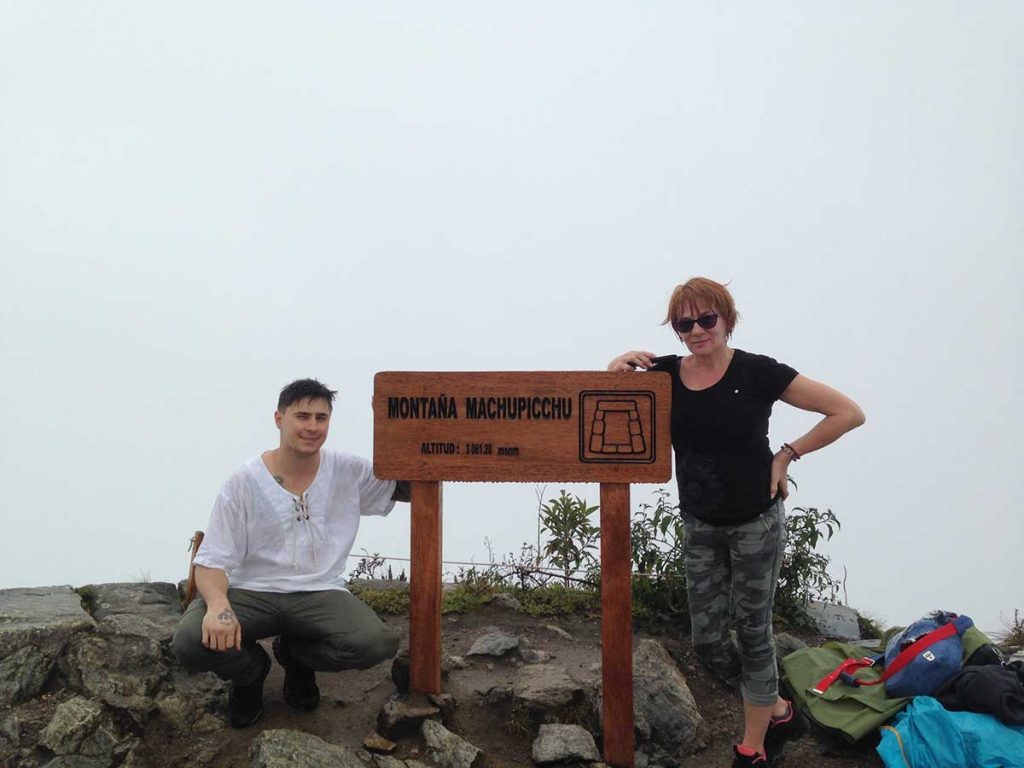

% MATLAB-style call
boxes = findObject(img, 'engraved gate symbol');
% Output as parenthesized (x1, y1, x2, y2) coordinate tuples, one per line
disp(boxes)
(579, 391, 656, 463)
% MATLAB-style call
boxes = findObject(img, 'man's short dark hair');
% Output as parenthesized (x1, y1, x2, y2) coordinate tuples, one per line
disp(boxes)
(278, 378, 337, 412)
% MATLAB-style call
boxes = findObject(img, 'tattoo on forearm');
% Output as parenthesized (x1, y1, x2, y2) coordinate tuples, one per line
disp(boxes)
(217, 609, 236, 625)
(273, 475, 285, 486)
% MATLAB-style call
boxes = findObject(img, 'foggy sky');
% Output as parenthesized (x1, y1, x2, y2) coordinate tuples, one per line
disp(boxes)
(1, 2, 1021, 635)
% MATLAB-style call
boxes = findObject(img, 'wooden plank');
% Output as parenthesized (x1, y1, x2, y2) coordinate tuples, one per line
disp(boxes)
(373, 371, 671, 483)
(184, 531, 204, 608)
(409, 481, 443, 694)
(600, 483, 634, 768)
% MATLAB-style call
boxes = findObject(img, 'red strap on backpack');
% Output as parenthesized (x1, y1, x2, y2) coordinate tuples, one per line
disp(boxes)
(811, 656, 877, 695)
(811, 622, 958, 695)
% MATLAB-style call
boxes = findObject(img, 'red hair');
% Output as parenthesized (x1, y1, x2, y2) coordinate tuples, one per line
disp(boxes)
(662, 277, 740, 337)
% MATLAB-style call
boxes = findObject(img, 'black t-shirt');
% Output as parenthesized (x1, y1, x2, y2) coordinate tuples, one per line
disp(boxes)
(652, 349, 798, 525)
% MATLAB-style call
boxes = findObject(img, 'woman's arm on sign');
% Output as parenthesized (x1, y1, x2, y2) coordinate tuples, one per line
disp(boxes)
(608, 350, 657, 371)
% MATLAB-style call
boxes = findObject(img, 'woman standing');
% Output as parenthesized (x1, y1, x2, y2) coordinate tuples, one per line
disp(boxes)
(608, 277, 864, 767)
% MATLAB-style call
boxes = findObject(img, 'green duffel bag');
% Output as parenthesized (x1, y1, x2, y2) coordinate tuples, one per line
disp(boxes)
(780, 641, 910, 743)
(780, 628, 998, 744)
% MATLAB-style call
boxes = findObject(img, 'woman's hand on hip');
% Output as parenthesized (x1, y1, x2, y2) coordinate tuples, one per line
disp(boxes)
(770, 451, 792, 500)
(608, 351, 656, 371)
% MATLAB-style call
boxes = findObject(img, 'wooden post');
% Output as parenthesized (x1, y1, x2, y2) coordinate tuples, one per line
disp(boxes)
(600, 482, 634, 768)
(184, 530, 204, 608)
(409, 480, 443, 694)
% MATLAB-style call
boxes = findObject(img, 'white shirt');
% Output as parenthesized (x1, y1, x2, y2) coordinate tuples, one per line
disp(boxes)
(194, 449, 396, 592)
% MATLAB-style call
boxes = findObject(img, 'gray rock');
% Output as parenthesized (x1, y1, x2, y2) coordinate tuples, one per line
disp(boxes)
(361, 730, 396, 755)
(0, 586, 95, 659)
(377, 692, 443, 739)
(421, 719, 483, 768)
(390, 648, 455, 693)
(162, 666, 228, 725)
(155, 692, 224, 733)
(531, 723, 600, 764)
(544, 624, 574, 640)
(374, 758, 431, 768)
(39, 696, 128, 759)
(390, 651, 411, 692)
(62, 631, 166, 713)
(428, 692, 455, 722)
(488, 593, 522, 611)
(519, 648, 552, 664)
(1, 714, 20, 746)
(800, 600, 861, 640)
(82, 582, 181, 630)
(774, 632, 809, 665)
(513, 664, 581, 710)
(41, 758, 112, 768)
(0, 645, 52, 705)
(466, 628, 520, 657)
(598, 639, 709, 760)
(249, 729, 370, 768)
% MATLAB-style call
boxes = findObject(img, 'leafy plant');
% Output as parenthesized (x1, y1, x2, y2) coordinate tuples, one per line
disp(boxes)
(450, 564, 506, 594)
(775, 505, 843, 624)
(540, 490, 600, 587)
(998, 609, 1024, 648)
(630, 489, 688, 621)
(348, 550, 388, 581)
(856, 610, 886, 639)
(503, 542, 553, 589)
(518, 584, 600, 617)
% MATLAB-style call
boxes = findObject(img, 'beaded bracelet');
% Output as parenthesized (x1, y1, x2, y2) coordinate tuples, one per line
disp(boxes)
(781, 442, 801, 461)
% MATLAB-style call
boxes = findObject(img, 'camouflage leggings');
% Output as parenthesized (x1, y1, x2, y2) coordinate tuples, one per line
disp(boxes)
(682, 499, 786, 707)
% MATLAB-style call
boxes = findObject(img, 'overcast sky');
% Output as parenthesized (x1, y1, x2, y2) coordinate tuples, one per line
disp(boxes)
(2, 3, 1021, 636)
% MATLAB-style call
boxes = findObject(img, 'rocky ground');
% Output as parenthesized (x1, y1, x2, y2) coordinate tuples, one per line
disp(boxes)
(0, 583, 892, 768)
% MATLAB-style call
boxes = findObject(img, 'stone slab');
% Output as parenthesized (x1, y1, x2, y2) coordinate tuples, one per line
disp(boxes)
(801, 600, 861, 640)
(0, 587, 96, 658)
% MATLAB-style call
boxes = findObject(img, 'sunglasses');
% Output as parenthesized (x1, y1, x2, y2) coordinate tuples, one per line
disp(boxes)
(673, 313, 719, 334)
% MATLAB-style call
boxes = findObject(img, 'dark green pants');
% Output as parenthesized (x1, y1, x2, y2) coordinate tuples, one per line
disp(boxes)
(683, 499, 786, 707)
(171, 588, 399, 685)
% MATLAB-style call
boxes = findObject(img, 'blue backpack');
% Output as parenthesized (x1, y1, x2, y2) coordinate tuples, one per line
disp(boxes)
(813, 611, 974, 699)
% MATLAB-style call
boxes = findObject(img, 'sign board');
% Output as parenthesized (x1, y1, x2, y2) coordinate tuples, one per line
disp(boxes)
(373, 372, 672, 483)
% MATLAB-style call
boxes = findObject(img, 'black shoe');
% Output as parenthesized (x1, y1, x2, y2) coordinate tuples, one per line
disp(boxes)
(765, 698, 809, 746)
(732, 744, 772, 767)
(272, 636, 321, 711)
(227, 645, 271, 728)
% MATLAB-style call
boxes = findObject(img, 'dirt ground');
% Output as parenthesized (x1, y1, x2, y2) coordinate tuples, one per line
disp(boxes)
(138, 606, 884, 768)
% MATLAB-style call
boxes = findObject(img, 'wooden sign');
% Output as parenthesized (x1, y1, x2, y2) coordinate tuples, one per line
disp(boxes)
(374, 370, 673, 768)
(373, 372, 672, 483)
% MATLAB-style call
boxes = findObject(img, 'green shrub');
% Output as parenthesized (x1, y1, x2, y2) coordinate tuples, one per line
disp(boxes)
(354, 586, 410, 615)
(998, 609, 1024, 648)
(355, 484, 847, 628)
(443, 580, 524, 614)
(856, 610, 886, 639)
(518, 584, 600, 618)
(630, 489, 688, 623)
(774, 505, 843, 626)
(540, 490, 600, 587)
